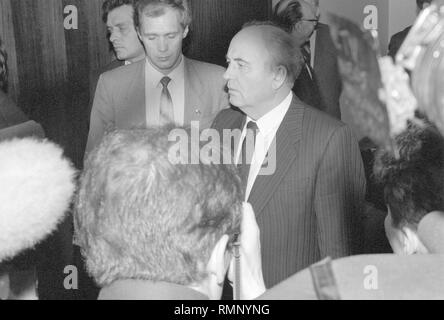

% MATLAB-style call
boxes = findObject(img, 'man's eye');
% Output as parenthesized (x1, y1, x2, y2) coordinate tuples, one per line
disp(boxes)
(168, 34, 177, 39)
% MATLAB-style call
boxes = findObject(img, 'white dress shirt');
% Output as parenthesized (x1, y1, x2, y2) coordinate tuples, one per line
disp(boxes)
(236, 91, 293, 200)
(145, 56, 185, 126)
(310, 29, 317, 67)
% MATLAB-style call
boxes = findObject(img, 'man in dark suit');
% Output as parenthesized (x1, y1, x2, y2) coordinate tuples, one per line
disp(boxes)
(274, 0, 342, 119)
(388, 0, 431, 60)
(213, 22, 366, 288)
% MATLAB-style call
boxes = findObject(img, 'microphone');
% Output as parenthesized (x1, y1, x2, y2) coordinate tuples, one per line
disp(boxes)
(0, 138, 75, 262)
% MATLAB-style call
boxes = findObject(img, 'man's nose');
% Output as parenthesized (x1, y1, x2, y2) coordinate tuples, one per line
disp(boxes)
(158, 38, 168, 52)
(223, 64, 233, 80)
(110, 31, 118, 43)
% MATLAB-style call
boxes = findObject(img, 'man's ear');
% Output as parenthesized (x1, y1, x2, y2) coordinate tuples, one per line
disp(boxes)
(183, 25, 190, 39)
(272, 66, 288, 90)
(207, 234, 230, 284)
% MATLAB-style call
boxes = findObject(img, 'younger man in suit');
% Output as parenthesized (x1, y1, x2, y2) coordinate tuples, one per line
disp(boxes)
(86, 0, 228, 156)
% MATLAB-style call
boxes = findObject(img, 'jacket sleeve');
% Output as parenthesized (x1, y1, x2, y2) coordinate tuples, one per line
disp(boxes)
(314, 124, 366, 258)
(84, 74, 114, 161)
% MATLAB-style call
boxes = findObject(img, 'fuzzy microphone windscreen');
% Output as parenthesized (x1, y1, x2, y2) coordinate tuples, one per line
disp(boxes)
(0, 138, 76, 262)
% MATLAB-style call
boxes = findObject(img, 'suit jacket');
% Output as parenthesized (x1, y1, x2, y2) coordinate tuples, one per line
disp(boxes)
(0, 91, 45, 140)
(294, 23, 342, 120)
(88, 59, 124, 116)
(98, 279, 208, 300)
(388, 26, 411, 60)
(85, 57, 228, 156)
(212, 96, 366, 288)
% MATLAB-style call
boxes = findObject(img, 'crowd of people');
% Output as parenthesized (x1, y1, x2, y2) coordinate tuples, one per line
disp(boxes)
(1, 0, 444, 300)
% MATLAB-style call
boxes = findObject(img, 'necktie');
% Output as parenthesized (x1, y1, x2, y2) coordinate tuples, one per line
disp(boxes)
(159, 76, 174, 125)
(239, 121, 259, 191)
(302, 44, 314, 80)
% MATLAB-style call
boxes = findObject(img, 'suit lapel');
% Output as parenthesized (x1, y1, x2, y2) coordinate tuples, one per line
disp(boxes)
(125, 59, 148, 127)
(247, 97, 304, 217)
(184, 58, 206, 125)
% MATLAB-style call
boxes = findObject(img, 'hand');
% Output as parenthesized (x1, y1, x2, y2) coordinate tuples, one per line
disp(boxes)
(228, 202, 266, 300)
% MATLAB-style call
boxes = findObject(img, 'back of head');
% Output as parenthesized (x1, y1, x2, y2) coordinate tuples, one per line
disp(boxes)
(134, 0, 191, 29)
(75, 127, 242, 287)
(273, 0, 303, 33)
(0, 37, 8, 93)
(102, 0, 136, 23)
(0, 138, 75, 262)
(242, 21, 304, 85)
(373, 122, 444, 229)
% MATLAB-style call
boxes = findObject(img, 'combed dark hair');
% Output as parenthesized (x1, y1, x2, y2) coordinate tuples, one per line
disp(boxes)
(75, 126, 242, 287)
(373, 122, 444, 228)
(272, 0, 303, 33)
(242, 20, 304, 84)
(0, 37, 8, 93)
(102, 0, 136, 23)
(134, 0, 191, 29)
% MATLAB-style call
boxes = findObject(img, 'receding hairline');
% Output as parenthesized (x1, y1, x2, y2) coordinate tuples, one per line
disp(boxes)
(136, 1, 191, 28)
(237, 25, 289, 63)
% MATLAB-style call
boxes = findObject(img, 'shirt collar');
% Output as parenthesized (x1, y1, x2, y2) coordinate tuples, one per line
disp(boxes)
(145, 55, 185, 87)
(246, 91, 293, 136)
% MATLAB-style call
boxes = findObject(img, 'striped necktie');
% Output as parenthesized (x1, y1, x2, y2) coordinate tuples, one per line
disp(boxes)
(159, 76, 174, 125)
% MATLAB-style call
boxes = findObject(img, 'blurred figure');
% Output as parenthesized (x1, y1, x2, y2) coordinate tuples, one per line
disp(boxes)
(259, 254, 444, 300)
(388, 0, 432, 60)
(0, 138, 76, 299)
(273, 0, 342, 119)
(76, 127, 265, 300)
(373, 123, 444, 254)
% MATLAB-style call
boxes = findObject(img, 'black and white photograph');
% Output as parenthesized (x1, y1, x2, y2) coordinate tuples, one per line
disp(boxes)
(1, 0, 443, 309)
